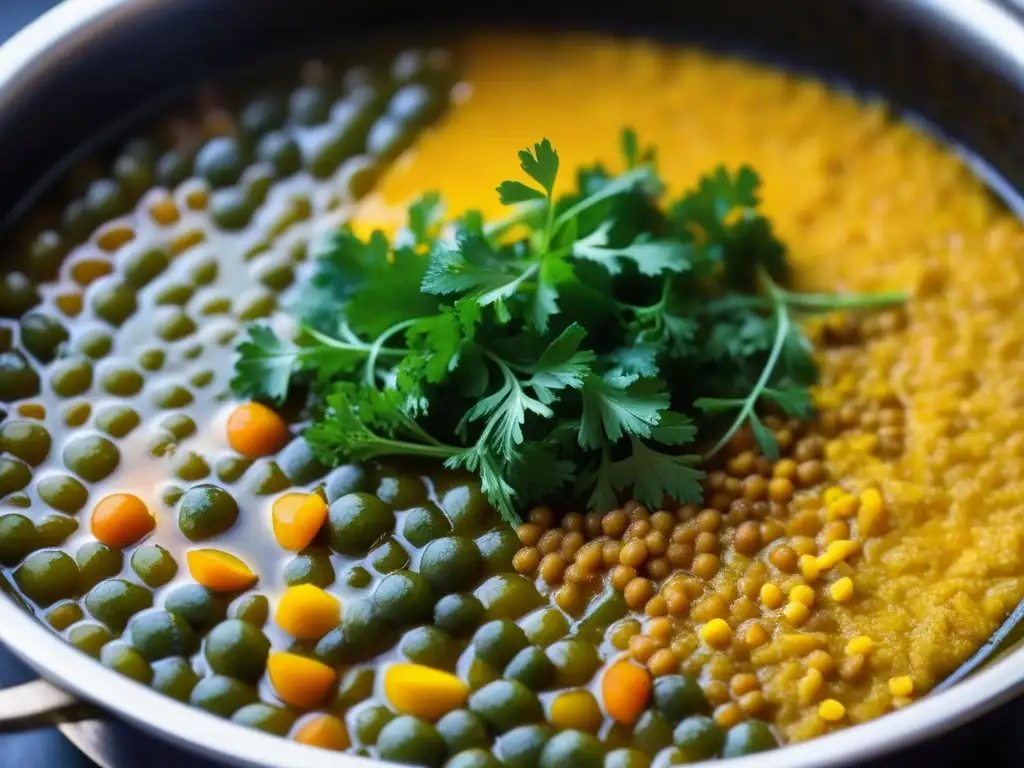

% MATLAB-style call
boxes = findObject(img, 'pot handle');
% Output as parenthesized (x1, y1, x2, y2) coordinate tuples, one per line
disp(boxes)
(0, 678, 95, 732)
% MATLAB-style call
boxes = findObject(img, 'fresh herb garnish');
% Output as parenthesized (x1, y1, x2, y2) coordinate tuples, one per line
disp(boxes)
(231, 129, 905, 524)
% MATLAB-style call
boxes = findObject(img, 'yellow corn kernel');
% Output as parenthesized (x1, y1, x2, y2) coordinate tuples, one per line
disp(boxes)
(822, 486, 845, 505)
(798, 668, 824, 705)
(782, 601, 810, 626)
(799, 554, 821, 581)
(759, 583, 784, 610)
(845, 636, 874, 656)
(743, 622, 770, 649)
(789, 584, 816, 607)
(888, 675, 914, 697)
(818, 698, 846, 722)
(780, 633, 824, 657)
(857, 488, 888, 538)
(826, 493, 859, 521)
(816, 539, 859, 570)
(700, 618, 733, 649)
(830, 577, 854, 602)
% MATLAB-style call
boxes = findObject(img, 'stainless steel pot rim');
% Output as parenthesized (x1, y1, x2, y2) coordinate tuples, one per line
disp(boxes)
(2, 0, 1024, 766)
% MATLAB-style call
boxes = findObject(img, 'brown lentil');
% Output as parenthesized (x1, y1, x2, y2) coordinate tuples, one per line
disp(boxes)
(646, 556, 671, 581)
(647, 648, 678, 677)
(538, 552, 567, 584)
(601, 510, 629, 537)
(610, 565, 638, 591)
(538, 528, 564, 554)
(516, 522, 542, 546)
(528, 505, 554, 529)
(619, 540, 649, 568)
(512, 547, 541, 574)
(769, 545, 799, 573)
(692, 553, 721, 580)
(624, 577, 655, 609)
(733, 521, 762, 555)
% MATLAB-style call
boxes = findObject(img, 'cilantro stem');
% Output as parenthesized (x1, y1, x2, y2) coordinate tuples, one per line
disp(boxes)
(780, 289, 908, 312)
(363, 319, 419, 387)
(550, 166, 653, 240)
(483, 199, 546, 241)
(345, 436, 461, 461)
(303, 326, 406, 358)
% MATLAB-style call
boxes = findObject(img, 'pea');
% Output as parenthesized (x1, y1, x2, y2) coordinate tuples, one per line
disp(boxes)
(538, 730, 603, 768)
(252, 253, 295, 292)
(290, 85, 331, 125)
(328, 492, 395, 555)
(494, 724, 554, 768)
(546, 640, 601, 688)
(98, 364, 143, 396)
(473, 620, 529, 669)
(468, 680, 543, 733)
(437, 709, 490, 755)
(653, 675, 708, 722)
(35, 513, 79, 546)
(229, 593, 269, 627)
(156, 309, 197, 342)
(419, 536, 482, 595)
(101, 640, 153, 684)
(389, 84, 443, 126)
(236, 291, 276, 320)
(391, 48, 450, 86)
(85, 178, 127, 221)
(49, 357, 93, 398)
(257, 131, 302, 177)
(155, 150, 191, 188)
(401, 503, 451, 548)
(376, 473, 427, 510)
(122, 246, 169, 288)
(174, 451, 211, 482)
(164, 584, 226, 632)
(152, 382, 193, 409)
(283, 548, 335, 587)
(232, 703, 296, 736)
(304, 122, 358, 179)
(475, 574, 544, 621)
(366, 115, 415, 162)
(63, 402, 91, 427)
(190, 675, 258, 717)
(503, 646, 555, 691)
(74, 541, 121, 592)
(46, 600, 84, 631)
(373, 570, 433, 625)
(337, 154, 380, 201)
(342, 565, 372, 589)
(0, 419, 52, 466)
(324, 463, 368, 501)
(161, 413, 196, 440)
(400, 625, 458, 669)
(668, 714, 725, 760)
(15, 550, 80, 606)
(0, 513, 38, 565)
(433, 593, 484, 637)
(335, 666, 375, 708)
(68, 622, 113, 658)
(605, 749, 651, 768)
(243, 459, 289, 494)
(90, 280, 137, 325)
(205, 619, 270, 682)
(377, 715, 447, 768)
(177, 484, 239, 541)
(113, 154, 154, 200)
(722, 719, 777, 758)
(241, 163, 274, 205)
(93, 404, 140, 438)
(0, 352, 40, 401)
(74, 327, 113, 359)
(3, 493, 30, 508)
(63, 434, 120, 482)
(0, 457, 32, 496)
(25, 230, 66, 281)
(632, 710, 674, 755)
(240, 94, 287, 137)
(19, 313, 69, 362)
(0, 272, 39, 318)
(475, 526, 520, 576)
(129, 609, 198, 660)
(442, 485, 499, 537)
(61, 199, 94, 243)
(151, 656, 200, 702)
(520, 607, 570, 648)
(269, 437, 322, 484)
(575, 588, 628, 643)
(351, 702, 395, 745)
(154, 282, 193, 306)
(195, 137, 248, 188)
(137, 348, 165, 371)
(446, 750, 501, 768)
(84, 578, 152, 631)
(368, 537, 410, 574)
(210, 187, 256, 231)
(131, 545, 178, 587)
(315, 598, 396, 665)
(190, 369, 215, 388)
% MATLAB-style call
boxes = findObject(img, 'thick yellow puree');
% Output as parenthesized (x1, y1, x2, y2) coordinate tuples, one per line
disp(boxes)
(360, 33, 1024, 741)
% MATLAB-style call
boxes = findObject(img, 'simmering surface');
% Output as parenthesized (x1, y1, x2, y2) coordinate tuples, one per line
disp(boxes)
(0, 29, 1020, 765)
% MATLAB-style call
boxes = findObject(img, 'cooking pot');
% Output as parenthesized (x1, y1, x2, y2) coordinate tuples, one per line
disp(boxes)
(2, 0, 1024, 765)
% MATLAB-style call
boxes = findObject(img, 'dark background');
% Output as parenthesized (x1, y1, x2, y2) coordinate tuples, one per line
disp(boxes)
(1, 1, 1024, 766)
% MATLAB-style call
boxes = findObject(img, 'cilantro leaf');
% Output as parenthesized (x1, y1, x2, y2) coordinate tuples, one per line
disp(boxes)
(509, 442, 576, 505)
(579, 450, 619, 513)
(579, 374, 669, 449)
(446, 446, 519, 525)
(650, 412, 698, 446)
(497, 181, 546, 204)
(518, 139, 559, 196)
(231, 325, 297, 403)
(528, 323, 596, 402)
(573, 222, 692, 277)
(603, 345, 660, 377)
(459, 360, 553, 461)
(406, 192, 444, 247)
(610, 437, 704, 509)
(346, 245, 440, 337)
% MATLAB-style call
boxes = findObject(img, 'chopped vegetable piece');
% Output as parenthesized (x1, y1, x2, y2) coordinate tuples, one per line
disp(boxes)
(602, 659, 652, 725)
(549, 690, 602, 733)
(90, 493, 154, 549)
(276, 584, 340, 639)
(293, 713, 351, 751)
(272, 492, 328, 551)
(187, 549, 258, 591)
(227, 401, 289, 458)
(384, 662, 470, 721)
(267, 652, 337, 709)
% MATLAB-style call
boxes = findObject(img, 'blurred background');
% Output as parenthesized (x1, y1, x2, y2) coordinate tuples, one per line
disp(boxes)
(1, 1, 1024, 767)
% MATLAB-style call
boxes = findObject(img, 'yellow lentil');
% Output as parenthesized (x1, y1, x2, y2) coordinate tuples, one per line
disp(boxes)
(830, 577, 854, 602)
(760, 583, 785, 610)
(700, 618, 733, 649)
(888, 676, 914, 697)
(846, 636, 874, 656)
(818, 699, 846, 722)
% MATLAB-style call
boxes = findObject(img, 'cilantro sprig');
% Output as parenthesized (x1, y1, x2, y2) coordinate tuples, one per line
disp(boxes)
(231, 129, 905, 524)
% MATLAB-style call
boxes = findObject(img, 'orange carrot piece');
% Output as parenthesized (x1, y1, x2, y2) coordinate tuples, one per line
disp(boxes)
(91, 493, 155, 549)
(293, 713, 350, 751)
(268, 653, 337, 709)
(272, 492, 328, 551)
(602, 658, 652, 725)
(187, 549, 258, 591)
(226, 402, 289, 458)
